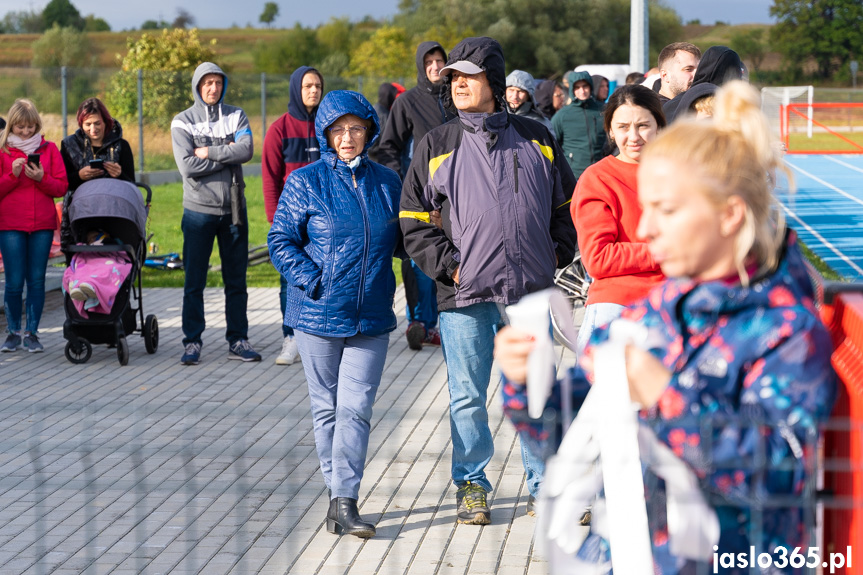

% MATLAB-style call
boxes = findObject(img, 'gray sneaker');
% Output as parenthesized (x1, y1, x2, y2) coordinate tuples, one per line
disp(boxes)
(228, 339, 261, 362)
(181, 342, 202, 365)
(456, 482, 491, 525)
(23, 333, 43, 353)
(1, 333, 22, 352)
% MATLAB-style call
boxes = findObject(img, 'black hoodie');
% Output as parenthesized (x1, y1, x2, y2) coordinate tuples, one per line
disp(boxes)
(440, 36, 507, 113)
(368, 83, 399, 163)
(377, 41, 457, 176)
(534, 80, 559, 120)
(663, 46, 745, 123)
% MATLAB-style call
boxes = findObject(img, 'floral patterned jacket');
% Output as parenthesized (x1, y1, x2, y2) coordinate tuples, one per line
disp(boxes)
(503, 232, 837, 574)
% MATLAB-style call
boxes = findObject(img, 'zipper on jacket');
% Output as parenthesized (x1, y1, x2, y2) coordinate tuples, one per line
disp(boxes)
(352, 171, 370, 327)
(582, 107, 596, 164)
(513, 150, 520, 194)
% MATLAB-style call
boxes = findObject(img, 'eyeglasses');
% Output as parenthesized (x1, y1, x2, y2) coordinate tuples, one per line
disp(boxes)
(328, 125, 367, 138)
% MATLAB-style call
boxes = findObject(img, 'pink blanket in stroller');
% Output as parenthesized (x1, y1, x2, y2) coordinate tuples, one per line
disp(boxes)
(63, 251, 132, 318)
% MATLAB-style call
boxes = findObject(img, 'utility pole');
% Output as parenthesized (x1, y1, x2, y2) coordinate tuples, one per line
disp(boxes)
(630, 0, 649, 72)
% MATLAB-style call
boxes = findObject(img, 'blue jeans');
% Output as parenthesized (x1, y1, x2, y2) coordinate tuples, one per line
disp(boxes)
(295, 330, 390, 499)
(520, 431, 545, 497)
(0, 229, 54, 334)
(181, 208, 249, 346)
(576, 302, 626, 356)
(278, 274, 296, 338)
(404, 259, 438, 330)
(438, 302, 502, 492)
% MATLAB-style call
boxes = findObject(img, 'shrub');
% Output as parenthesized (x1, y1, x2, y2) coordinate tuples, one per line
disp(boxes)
(252, 24, 320, 74)
(348, 26, 413, 79)
(107, 28, 215, 130)
(31, 24, 93, 74)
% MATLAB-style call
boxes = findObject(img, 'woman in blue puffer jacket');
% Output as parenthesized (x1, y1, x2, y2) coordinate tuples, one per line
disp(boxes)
(268, 90, 403, 539)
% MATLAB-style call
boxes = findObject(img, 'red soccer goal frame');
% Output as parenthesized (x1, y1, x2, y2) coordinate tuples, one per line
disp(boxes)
(783, 102, 863, 155)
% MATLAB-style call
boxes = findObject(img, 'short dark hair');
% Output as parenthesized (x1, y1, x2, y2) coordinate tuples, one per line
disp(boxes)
(625, 72, 645, 85)
(602, 84, 666, 135)
(424, 47, 446, 61)
(76, 98, 114, 134)
(302, 68, 324, 86)
(657, 42, 702, 71)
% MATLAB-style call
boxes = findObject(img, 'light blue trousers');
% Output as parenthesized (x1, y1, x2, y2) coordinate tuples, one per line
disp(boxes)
(295, 330, 390, 499)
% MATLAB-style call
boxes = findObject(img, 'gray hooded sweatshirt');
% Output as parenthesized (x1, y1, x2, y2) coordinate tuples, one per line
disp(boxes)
(171, 62, 254, 216)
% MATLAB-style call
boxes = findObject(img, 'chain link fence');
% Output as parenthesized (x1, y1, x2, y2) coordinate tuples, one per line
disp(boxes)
(0, 66, 412, 172)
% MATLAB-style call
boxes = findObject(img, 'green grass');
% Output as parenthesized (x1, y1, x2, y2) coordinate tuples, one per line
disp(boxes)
(143, 175, 280, 288)
(799, 241, 844, 282)
(787, 132, 863, 153)
(141, 176, 840, 289)
(142, 175, 403, 288)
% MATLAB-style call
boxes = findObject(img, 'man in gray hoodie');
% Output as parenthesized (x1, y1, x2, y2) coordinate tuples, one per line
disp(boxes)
(171, 62, 260, 365)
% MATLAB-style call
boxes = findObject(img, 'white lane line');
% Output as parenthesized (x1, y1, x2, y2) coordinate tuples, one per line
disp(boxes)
(825, 156, 863, 174)
(824, 156, 863, 174)
(786, 161, 863, 207)
(781, 203, 863, 278)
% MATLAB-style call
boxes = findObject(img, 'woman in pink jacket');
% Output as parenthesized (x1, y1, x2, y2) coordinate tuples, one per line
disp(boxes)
(0, 99, 68, 353)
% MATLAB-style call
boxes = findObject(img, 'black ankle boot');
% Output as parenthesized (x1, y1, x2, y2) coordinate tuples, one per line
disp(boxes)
(326, 497, 376, 538)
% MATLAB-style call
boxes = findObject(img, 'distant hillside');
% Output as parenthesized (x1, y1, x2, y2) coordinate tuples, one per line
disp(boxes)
(0, 23, 779, 73)
(682, 23, 781, 72)
(0, 28, 290, 72)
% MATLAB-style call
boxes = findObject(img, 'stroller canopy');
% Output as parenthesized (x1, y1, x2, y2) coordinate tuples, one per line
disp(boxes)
(68, 179, 147, 246)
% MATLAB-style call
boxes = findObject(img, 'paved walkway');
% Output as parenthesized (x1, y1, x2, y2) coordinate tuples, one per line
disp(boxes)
(0, 286, 572, 575)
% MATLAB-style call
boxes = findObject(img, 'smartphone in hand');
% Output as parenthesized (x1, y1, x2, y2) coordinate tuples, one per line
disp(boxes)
(27, 153, 41, 166)
(89, 158, 104, 170)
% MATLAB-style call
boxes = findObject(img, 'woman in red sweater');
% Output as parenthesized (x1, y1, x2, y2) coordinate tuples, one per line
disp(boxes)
(0, 99, 69, 353)
(573, 85, 666, 353)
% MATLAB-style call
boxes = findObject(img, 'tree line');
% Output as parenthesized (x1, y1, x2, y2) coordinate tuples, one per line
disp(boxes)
(6, 0, 863, 94)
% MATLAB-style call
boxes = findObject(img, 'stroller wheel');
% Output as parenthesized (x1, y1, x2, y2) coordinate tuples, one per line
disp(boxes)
(117, 336, 130, 366)
(65, 339, 92, 364)
(143, 314, 159, 354)
(551, 254, 590, 351)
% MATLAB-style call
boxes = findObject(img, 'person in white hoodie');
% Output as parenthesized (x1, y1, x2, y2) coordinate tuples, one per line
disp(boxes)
(171, 61, 260, 366)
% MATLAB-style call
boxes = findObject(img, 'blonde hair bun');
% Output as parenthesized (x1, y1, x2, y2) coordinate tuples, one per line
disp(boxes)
(641, 81, 789, 284)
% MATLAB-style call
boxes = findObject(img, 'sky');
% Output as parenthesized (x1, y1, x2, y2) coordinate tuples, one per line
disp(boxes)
(2, 0, 776, 30)
(661, 0, 775, 25)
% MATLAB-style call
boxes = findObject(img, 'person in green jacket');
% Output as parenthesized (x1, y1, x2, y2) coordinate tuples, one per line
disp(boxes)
(551, 70, 607, 181)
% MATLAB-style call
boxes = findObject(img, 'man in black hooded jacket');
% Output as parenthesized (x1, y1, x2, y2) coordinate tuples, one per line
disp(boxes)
(400, 36, 577, 525)
(378, 41, 458, 352)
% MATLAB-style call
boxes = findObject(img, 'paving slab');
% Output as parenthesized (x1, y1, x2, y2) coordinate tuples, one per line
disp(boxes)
(0, 286, 580, 574)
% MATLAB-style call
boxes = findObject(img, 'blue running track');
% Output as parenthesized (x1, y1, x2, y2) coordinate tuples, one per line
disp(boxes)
(777, 155, 863, 281)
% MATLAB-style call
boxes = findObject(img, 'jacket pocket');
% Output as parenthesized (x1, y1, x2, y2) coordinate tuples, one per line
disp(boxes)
(189, 171, 228, 208)
(455, 209, 504, 300)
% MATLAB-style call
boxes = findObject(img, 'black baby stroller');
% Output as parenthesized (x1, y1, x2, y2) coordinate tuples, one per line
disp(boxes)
(61, 179, 158, 365)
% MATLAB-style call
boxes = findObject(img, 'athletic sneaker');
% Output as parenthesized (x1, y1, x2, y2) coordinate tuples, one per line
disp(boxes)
(456, 482, 491, 525)
(23, 333, 43, 353)
(228, 339, 262, 362)
(275, 335, 299, 365)
(405, 321, 425, 351)
(181, 342, 202, 365)
(424, 327, 441, 346)
(526, 494, 537, 517)
(1, 333, 22, 353)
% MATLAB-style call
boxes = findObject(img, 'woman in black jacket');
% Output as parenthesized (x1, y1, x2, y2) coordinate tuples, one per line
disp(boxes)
(60, 98, 134, 191)
(59, 98, 136, 253)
